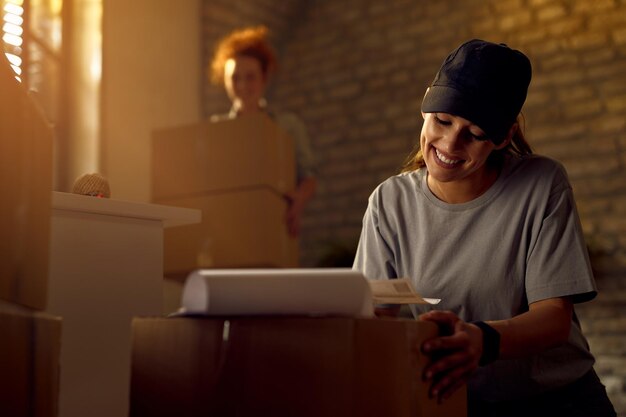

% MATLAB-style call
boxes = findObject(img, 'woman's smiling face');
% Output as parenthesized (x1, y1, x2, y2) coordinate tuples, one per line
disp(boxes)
(420, 112, 509, 200)
(223, 55, 267, 111)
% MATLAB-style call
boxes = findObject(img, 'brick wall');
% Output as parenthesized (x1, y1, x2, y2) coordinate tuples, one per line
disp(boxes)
(201, 0, 626, 413)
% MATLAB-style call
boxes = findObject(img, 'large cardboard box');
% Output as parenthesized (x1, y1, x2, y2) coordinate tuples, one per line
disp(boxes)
(152, 113, 295, 200)
(152, 114, 298, 272)
(0, 56, 53, 310)
(130, 317, 467, 417)
(0, 305, 61, 417)
(161, 187, 298, 276)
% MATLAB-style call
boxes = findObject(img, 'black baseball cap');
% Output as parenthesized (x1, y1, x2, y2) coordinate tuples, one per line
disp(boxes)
(421, 39, 532, 144)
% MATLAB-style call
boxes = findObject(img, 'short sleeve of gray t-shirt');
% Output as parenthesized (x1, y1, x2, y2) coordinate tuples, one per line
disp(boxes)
(272, 112, 317, 183)
(353, 154, 596, 401)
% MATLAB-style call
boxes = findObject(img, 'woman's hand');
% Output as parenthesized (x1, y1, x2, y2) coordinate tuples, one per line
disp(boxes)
(418, 298, 573, 403)
(284, 177, 317, 237)
(285, 190, 305, 237)
(374, 305, 401, 318)
(419, 310, 484, 402)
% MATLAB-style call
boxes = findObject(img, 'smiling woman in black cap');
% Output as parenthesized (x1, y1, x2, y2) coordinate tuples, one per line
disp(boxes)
(353, 39, 616, 417)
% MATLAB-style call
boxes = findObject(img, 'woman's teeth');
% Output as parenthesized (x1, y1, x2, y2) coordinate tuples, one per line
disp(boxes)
(436, 148, 461, 165)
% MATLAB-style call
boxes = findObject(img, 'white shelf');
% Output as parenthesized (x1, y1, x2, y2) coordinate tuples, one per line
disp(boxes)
(48, 192, 201, 417)
(52, 191, 201, 227)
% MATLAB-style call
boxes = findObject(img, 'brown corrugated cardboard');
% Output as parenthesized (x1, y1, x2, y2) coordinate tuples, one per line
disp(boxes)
(160, 187, 298, 276)
(130, 317, 467, 417)
(0, 55, 53, 310)
(0, 305, 61, 417)
(151, 113, 295, 200)
(152, 114, 297, 271)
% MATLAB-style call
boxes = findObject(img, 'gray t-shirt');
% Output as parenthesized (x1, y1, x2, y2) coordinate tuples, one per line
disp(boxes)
(353, 154, 597, 401)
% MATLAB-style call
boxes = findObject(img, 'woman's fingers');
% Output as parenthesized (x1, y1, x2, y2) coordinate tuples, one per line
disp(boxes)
(423, 345, 472, 381)
(420, 310, 460, 329)
(419, 311, 484, 402)
(422, 331, 469, 353)
(432, 365, 475, 403)
(420, 310, 462, 342)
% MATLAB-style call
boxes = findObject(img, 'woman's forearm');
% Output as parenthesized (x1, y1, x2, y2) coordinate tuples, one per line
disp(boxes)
(420, 297, 574, 401)
(490, 297, 573, 359)
(295, 176, 317, 204)
(285, 176, 317, 237)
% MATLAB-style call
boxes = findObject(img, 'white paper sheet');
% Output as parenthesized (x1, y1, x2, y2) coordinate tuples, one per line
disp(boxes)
(180, 268, 375, 317)
(369, 278, 441, 305)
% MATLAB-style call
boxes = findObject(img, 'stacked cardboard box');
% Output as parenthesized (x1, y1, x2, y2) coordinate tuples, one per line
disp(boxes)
(130, 317, 467, 417)
(0, 56, 53, 311)
(0, 55, 60, 417)
(152, 113, 298, 277)
(0, 304, 61, 417)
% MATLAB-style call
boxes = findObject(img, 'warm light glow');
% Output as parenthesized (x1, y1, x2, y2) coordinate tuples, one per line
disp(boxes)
(5, 52, 21, 66)
(50, 0, 62, 15)
(3, 22, 23, 36)
(2, 0, 25, 81)
(90, 49, 101, 81)
(51, 21, 62, 50)
(3, 3, 24, 16)
(2, 32, 23, 46)
(3, 12, 23, 25)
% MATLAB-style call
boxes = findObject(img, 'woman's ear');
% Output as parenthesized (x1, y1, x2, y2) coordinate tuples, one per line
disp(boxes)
(495, 138, 511, 150)
(495, 123, 517, 150)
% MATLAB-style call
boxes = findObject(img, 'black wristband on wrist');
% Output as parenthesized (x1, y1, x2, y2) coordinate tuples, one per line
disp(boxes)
(472, 321, 500, 366)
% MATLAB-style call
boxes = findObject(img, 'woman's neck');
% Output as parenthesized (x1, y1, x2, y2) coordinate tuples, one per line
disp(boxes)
(427, 164, 500, 204)
(233, 99, 266, 115)
(237, 104, 261, 114)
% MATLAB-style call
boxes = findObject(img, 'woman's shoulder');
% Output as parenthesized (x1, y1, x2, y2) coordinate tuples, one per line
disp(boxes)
(505, 154, 571, 192)
(506, 153, 566, 175)
(270, 110, 305, 129)
(371, 170, 425, 200)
